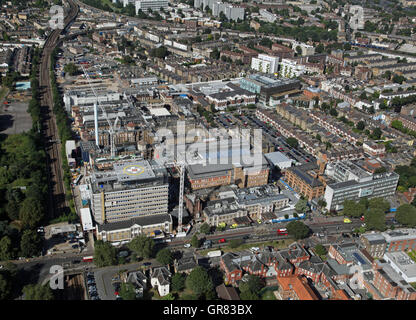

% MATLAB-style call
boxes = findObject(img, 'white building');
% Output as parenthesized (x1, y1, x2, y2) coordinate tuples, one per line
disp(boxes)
(80, 208, 94, 232)
(383, 251, 416, 283)
(259, 9, 276, 23)
(264, 151, 293, 170)
(324, 161, 399, 211)
(279, 59, 305, 78)
(251, 54, 279, 74)
(150, 267, 171, 296)
(135, 0, 169, 14)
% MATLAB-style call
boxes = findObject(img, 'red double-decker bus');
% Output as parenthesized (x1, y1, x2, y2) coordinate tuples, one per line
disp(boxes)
(277, 228, 288, 236)
(82, 256, 93, 262)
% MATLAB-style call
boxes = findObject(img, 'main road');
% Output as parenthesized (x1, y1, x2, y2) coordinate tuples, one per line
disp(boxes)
(39, 0, 79, 219)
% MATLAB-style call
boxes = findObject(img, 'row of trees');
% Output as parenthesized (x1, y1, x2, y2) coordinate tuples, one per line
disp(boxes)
(93, 236, 174, 268)
(50, 49, 77, 223)
(0, 48, 48, 262)
(341, 197, 416, 231)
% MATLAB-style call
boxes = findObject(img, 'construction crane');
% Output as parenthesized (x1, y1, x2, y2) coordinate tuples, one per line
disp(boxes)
(80, 64, 117, 157)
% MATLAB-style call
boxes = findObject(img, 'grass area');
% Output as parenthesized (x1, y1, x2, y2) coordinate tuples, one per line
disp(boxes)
(261, 290, 277, 300)
(259, 286, 278, 300)
(407, 250, 416, 262)
(411, 283, 416, 290)
(198, 239, 294, 256)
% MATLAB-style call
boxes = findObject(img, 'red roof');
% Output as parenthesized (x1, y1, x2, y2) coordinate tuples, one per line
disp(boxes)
(277, 276, 319, 300)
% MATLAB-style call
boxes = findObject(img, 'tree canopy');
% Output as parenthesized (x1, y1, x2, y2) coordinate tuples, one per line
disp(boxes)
(119, 282, 137, 300)
(396, 204, 416, 227)
(22, 284, 54, 300)
(286, 221, 310, 239)
(93, 240, 117, 267)
(295, 198, 308, 213)
(20, 230, 41, 258)
(172, 273, 186, 292)
(364, 209, 386, 231)
(156, 248, 173, 265)
(286, 137, 299, 148)
(128, 235, 155, 259)
(185, 266, 213, 297)
(200, 223, 211, 235)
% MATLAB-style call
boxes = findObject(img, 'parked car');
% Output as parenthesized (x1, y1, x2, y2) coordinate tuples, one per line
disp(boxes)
(183, 243, 191, 248)
(218, 238, 226, 243)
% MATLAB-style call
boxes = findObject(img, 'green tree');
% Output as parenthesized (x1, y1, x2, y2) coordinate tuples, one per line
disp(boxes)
(295, 198, 308, 213)
(150, 46, 168, 58)
(396, 204, 416, 227)
(63, 63, 79, 76)
(364, 209, 386, 231)
(286, 137, 299, 148)
(342, 200, 365, 218)
(185, 266, 213, 297)
(370, 128, 382, 140)
(20, 230, 41, 258)
(286, 221, 310, 240)
(314, 244, 327, 256)
(241, 275, 263, 295)
(240, 290, 259, 300)
(162, 292, 176, 300)
(200, 223, 211, 235)
(0, 236, 13, 261)
(329, 108, 338, 117)
(172, 273, 186, 292)
(156, 248, 173, 265)
(119, 282, 137, 300)
(191, 234, 200, 248)
(0, 274, 12, 300)
(356, 121, 365, 131)
(22, 284, 54, 300)
(315, 43, 324, 53)
(19, 197, 44, 229)
(93, 240, 117, 267)
(368, 197, 390, 213)
(128, 235, 155, 259)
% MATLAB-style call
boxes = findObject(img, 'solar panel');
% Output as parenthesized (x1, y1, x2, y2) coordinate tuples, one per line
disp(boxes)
(353, 252, 367, 265)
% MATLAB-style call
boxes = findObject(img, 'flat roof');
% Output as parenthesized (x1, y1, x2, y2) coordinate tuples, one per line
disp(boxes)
(264, 151, 292, 165)
(80, 207, 94, 231)
(149, 107, 171, 117)
(385, 251, 416, 278)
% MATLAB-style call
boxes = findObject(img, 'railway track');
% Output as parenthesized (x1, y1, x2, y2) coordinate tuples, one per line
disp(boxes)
(39, 0, 79, 219)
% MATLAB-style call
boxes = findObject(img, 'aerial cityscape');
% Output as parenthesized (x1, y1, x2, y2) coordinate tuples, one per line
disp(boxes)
(1, 0, 416, 304)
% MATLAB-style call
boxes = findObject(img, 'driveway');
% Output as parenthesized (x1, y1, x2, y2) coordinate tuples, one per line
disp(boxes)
(93, 259, 161, 300)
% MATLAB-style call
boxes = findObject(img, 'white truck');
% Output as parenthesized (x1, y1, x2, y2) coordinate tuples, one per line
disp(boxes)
(207, 250, 222, 258)
(175, 231, 187, 238)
